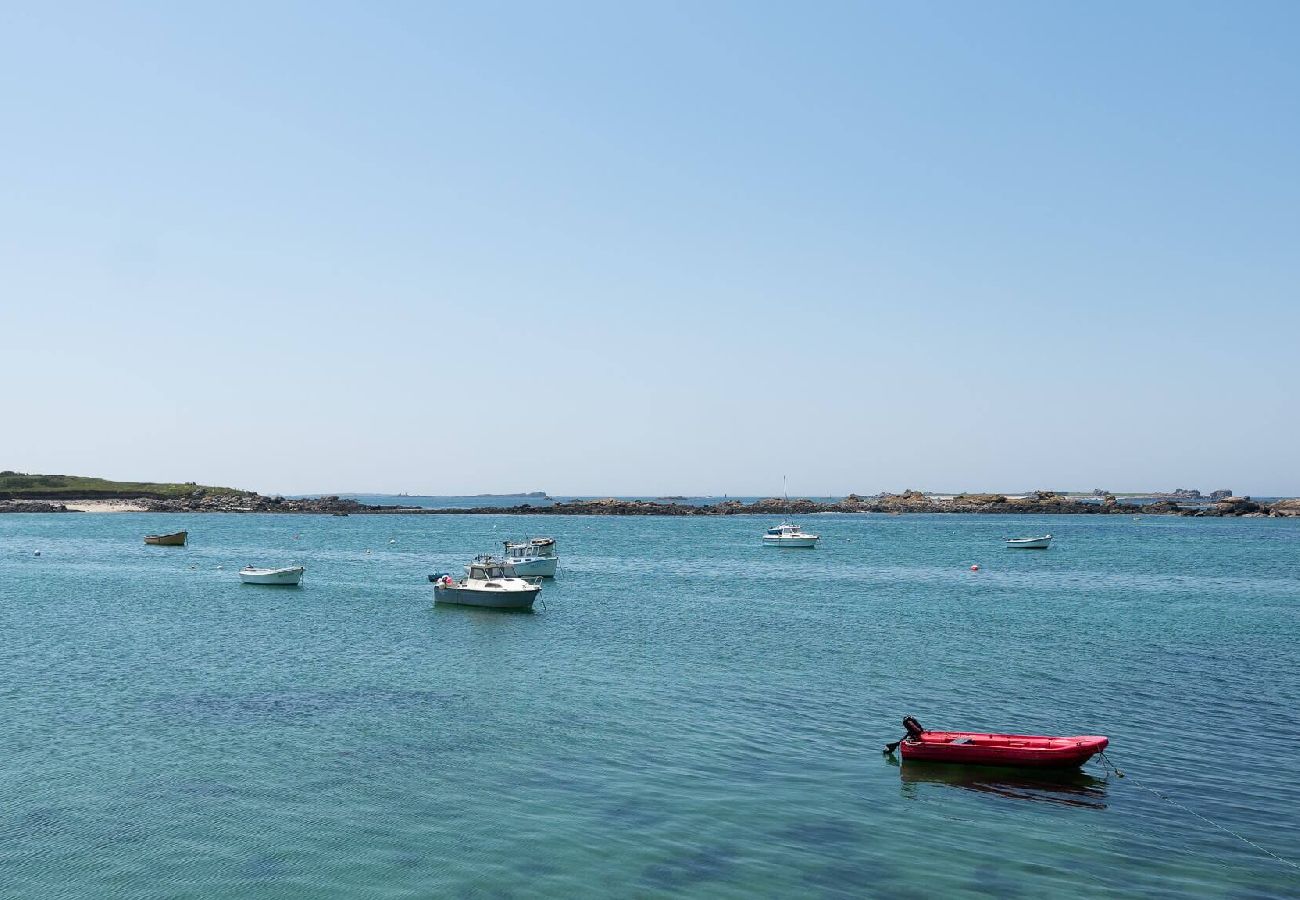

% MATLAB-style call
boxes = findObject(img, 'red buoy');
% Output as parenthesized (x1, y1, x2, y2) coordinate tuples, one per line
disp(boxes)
(970, 564, 980, 571)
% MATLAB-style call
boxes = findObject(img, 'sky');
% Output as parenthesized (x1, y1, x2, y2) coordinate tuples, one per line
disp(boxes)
(2, 1, 1297, 496)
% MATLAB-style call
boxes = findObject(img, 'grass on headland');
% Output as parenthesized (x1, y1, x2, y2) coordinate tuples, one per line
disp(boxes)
(0, 472, 254, 499)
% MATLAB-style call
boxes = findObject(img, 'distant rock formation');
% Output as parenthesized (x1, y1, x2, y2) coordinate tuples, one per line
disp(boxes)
(0, 500, 71, 513)
(1270, 499, 1300, 517)
(11, 489, 1296, 518)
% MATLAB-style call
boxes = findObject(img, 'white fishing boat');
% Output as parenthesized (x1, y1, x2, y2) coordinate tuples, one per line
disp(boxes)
(762, 523, 819, 548)
(239, 565, 305, 585)
(762, 477, 819, 548)
(1005, 534, 1052, 549)
(434, 559, 540, 610)
(496, 537, 558, 578)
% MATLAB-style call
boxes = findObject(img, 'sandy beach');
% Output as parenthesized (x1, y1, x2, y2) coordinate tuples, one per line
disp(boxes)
(59, 500, 149, 513)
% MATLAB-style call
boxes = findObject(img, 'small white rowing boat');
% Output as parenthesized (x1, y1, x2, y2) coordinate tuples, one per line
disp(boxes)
(239, 565, 305, 585)
(1005, 535, 1052, 549)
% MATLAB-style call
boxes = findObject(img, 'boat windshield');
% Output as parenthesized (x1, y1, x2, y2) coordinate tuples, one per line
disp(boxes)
(487, 566, 507, 578)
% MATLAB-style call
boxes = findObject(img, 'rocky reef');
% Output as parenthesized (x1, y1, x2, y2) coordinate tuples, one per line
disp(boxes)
(400, 491, 1299, 518)
(0, 500, 72, 513)
(138, 494, 419, 514)
(6, 491, 1297, 518)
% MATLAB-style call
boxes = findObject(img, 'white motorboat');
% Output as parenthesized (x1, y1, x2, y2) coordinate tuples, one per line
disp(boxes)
(763, 477, 819, 548)
(239, 565, 305, 585)
(762, 523, 819, 548)
(1005, 534, 1052, 549)
(434, 560, 540, 610)
(498, 537, 558, 578)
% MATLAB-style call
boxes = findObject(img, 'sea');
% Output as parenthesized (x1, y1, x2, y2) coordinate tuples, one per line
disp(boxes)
(1, 511, 1297, 898)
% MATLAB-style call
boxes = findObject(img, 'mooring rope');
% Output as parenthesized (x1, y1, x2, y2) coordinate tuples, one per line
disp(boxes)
(1095, 751, 1300, 873)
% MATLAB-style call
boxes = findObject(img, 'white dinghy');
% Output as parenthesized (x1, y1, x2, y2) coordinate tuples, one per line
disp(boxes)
(239, 565, 306, 585)
(1005, 535, 1052, 550)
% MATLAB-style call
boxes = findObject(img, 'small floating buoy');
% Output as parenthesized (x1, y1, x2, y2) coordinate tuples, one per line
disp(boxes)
(388, 539, 396, 544)
(34, 550, 41, 557)
(216, 565, 224, 570)
(970, 564, 980, 571)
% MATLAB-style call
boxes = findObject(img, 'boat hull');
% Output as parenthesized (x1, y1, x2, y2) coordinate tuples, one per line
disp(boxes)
(435, 585, 538, 610)
(239, 566, 305, 586)
(144, 531, 188, 546)
(1006, 536, 1052, 549)
(900, 731, 1108, 768)
(762, 536, 818, 548)
(473, 557, 557, 578)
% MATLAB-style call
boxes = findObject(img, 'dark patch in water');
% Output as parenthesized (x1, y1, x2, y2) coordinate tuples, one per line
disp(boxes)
(776, 818, 861, 848)
(172, 780, 242, 799)
(640, 844, 737, 889)
(151, 687, 459, 727)
(389, 848, 424, 870)
(601, 801, 667, 828)
(801, 857, 897, 898)
(13, 807, 69, 838)
(454, 886, 515, 900)
(969, 863, 1026, 898)
(513, 858, 559, 877)
(239, 852, 290, 880)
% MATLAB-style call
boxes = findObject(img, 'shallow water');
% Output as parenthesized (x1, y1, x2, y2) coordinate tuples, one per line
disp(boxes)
(1, 512, 1297, 898)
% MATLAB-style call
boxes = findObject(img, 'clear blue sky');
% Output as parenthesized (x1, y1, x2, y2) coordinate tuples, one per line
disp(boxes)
(3, 2, 1297, 496)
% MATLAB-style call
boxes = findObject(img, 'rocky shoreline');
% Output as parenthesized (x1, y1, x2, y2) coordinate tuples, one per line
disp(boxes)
(3, 490, 1298, 518)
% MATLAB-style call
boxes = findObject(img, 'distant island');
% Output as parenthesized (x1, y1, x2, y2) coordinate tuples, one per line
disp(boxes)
(1, 474, 1296, 518)
(470, 491, 549, 498)
(0, 471, 252, 501)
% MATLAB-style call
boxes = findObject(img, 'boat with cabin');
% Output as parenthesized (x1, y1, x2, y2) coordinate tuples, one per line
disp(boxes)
(762, 477, 819, 548)
(762, 522, 819, 548)
(498, 537, 558, 577)
(144, 530, 188, 546)
(1005, 534, 1052, 549)
(434, 559, 541, 610)
(239, 565, 305, 586)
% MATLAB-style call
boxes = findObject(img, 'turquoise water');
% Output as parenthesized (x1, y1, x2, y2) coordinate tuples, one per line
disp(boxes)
(1, 513, 1297, 898)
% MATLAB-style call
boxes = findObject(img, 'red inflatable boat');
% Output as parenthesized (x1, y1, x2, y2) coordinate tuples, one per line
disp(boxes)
(896, 717, 1108, 769)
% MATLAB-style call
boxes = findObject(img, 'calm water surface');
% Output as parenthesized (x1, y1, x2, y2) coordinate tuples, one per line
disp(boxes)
(1, 513, 1297, 898)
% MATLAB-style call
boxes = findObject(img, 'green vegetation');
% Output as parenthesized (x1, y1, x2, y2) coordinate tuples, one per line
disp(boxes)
(0, 472, 253, 499)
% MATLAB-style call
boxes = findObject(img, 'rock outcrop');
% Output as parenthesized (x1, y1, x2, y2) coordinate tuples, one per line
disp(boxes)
(10, 490, 1297, 518)
(1269, 499, 1300, 517)
(0, 500, 71, 513)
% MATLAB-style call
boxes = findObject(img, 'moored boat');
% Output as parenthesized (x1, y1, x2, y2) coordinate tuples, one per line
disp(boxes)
(762, 522, 819, 548)
(239, 565, 305, 586)
(499, 537, 558, 577)
(144, 530, 188, 546)
(895, 717, 1107, 769)
(434, 559, 540, 610)
(762, 478, 819, 547)
(1005, 534, 1052, 549)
